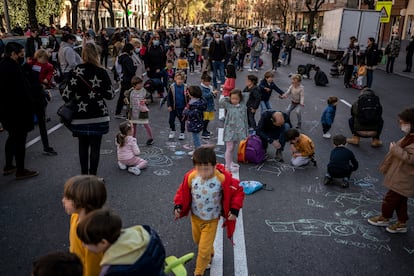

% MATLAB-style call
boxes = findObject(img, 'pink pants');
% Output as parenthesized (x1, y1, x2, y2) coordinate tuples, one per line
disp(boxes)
(120, 156, 148, 169)
(133, 123, 153, 139)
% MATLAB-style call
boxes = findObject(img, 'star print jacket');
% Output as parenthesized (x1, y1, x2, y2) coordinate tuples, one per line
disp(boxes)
(174, 164, 245, 241)
(62, 63, 115, 124)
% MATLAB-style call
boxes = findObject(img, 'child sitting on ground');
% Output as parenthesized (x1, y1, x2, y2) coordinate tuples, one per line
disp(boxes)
(285, 128, 316, 167)
(77, 209, 166, 275)
(116, 121, 148, 175)
(324, 134, 358, 188)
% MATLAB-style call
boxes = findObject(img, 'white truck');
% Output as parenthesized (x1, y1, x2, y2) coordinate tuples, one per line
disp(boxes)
(319, 8, 381, 60)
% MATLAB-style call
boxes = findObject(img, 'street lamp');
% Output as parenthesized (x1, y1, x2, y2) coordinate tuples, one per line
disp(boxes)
(71, 0, 81, 33)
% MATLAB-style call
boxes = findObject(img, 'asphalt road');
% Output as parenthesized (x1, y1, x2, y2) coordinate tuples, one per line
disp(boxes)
(1, 49, 413, 276)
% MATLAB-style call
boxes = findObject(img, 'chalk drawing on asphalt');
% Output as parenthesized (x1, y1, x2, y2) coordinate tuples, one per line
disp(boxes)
(250, 161, 296, 176)
(140, 146, 173, 167)
(153, 169, 171, 176)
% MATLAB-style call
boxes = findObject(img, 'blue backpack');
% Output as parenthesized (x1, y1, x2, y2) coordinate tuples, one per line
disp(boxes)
(244, 135, 266, 164)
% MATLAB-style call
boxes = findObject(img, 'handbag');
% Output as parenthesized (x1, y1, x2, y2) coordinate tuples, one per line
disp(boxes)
(57, 97, 76, 126)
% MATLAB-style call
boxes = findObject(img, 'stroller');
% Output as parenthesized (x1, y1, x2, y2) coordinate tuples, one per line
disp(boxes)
(329, 60, 344, 77)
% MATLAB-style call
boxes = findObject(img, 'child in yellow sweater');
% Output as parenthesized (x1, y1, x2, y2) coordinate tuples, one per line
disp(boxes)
(357, 60, 367, 89)
(62, 175, 107, 276)
(285, 128, 316, 167)
(177, 52, 189, 78)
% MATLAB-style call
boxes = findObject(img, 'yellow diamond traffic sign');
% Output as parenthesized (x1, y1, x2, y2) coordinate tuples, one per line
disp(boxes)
(376, 1, 392, 23)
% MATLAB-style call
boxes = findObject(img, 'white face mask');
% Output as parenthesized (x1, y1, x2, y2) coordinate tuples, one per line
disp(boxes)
(401, 123, 411, 134)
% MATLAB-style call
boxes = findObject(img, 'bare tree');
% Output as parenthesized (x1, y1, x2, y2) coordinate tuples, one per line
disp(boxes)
(119, 0, 132, 27)
(275, 0, 291, 31)
(102, 0, 115, 27)
(94, 0, 101, 32)
(305, 0, 324, 34)
(150, 0, 171, 29)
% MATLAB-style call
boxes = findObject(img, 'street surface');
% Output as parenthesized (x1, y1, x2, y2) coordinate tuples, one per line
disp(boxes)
(1, 49, 414, 275)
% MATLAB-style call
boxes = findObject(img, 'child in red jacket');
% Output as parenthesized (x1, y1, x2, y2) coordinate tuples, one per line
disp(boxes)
(174, 146, 244, 276)
(221, 63, 236, 96)
(29, 49, 55, 89)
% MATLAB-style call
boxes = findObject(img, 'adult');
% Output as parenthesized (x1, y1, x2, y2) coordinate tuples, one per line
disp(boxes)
(201, 31, 213, 72)
(223, 29, 234, 64)
(256, 110, 291, 162)
(192, 34, 202, 69)
(403, 36, 414, 72)
(208, 32, 226, 89)
(98, 28, 110, 68)
(342, 36, 359, 88)
(285, 33, 296, 65)
(364, 37, 380, 88)
(130, 38, 146, 79)
(144, 34, 166, 97)
(25, 28, 42, 62)
(270, 33, 283, 71)
(347, 88, 383, 147)
(61, 43, 115, 175)
(368, 107, 414, 234)
(0, 42, 38, 179)
(248, 30, 262, 71)
(236, 30, 248, 71)
(115, 43, 136, 118)
(58, 33, 82, 79)
(110, 28, 125, 57)
(385, 35, 401, 74)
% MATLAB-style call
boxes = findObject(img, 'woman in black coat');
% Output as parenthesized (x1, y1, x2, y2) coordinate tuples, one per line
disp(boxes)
(403, 36, 414, 72)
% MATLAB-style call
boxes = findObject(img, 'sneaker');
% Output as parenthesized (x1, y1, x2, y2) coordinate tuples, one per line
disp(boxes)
(248, 69, 253, 72)
(367, 216, 389, 227)
(322, 132, 332, 139)
(254, 68, 259, 72)
(201, 132, 210, 139)
(146, 138, 154, 145)
(127, 166, 141, 175)
(386, 222, 408, 233)
(118, 161, 127, 170)
(3, 165, 17, 176)
(43, 147, 58, 156)
(275, 149, 284, 162)
(168, 131, 176, 139)
(188, 150, 194, 156)
(114, 114, 126, 119)
(323, 175, 332, 185)
(342, 177, 349, 188)
(179, 133, 185, 140)
(15, 169, 39, 180)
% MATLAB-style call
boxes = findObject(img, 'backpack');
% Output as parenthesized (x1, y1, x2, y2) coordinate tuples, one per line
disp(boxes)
(375, 48, 383, 65)
(314, 70, 329, 86)
(357, 92, 381, 125)
(254, 40, 263, 52)
(239, 135, 266, 164)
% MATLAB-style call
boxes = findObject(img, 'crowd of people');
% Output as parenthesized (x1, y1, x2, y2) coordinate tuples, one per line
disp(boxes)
(1, 23, 414, 275)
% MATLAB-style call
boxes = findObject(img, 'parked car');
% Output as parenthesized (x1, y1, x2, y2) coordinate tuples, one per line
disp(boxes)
(299, 34, 317, 53)
(293, 31, 306, 49)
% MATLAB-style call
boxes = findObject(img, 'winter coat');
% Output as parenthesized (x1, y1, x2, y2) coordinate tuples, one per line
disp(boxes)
(166, 83, 188, 110)
(222, 77, 236, 97)
(321, 104, 336, 126)
(144, 44, 166, 78)
(379, 135, 414, 197)
(258, 79, 284, 102)
(183, 98, 207, 133)
(58, 42, 82, 73)
(174, 164, 245, 240)
(101, 225, 166, 276)
(244, 85, 261, 110)
(118, 53, 136, 86)
(250, 36, 262, 57)
(0, 57, 34, 132)
(25, 35, 42, 59)
(200, 83, 215, 112)
(256, 111, 290, 144)
(386, 38, 401, 58)
(365, 43, 379, 67)
(192, 37, 202, 55)
(131, 52, 146, 80)
(208, 40, 227, 61)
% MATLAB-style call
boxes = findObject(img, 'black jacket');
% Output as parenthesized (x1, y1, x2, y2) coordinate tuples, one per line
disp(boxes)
(0, 57, 34, 132)
(208, 40, 227, 61)
(144, 45, 166, 78)
(25, 35, 42, 59)
(256, 111, 290, 144)
(118, 53, 136, 86)
(244, 85, 261, 110)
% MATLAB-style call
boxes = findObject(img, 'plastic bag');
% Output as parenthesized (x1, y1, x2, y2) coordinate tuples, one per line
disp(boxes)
(240, 181, 263, 195)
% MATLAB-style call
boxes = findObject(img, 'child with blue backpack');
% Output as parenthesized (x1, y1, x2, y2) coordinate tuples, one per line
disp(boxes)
(200, 74, 217, 139)
(219, 89, 248, 171)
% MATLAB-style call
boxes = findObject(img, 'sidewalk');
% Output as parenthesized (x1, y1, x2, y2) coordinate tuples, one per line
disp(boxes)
(377, 39, 414, 80)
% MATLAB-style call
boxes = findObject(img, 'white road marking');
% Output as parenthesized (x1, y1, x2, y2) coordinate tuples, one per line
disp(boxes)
(211, 217, 224, 276)
(217, 128, 224, 145)
(25, 123, 63, 148)
(340, 99, 352, 108)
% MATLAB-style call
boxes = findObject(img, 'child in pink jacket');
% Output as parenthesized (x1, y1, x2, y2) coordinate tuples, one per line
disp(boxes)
(221, 63, 236, 96)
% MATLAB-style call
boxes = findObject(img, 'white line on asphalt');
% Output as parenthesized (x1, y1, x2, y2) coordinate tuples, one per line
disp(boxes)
(211, 217, 224, 276)
(217, 128, 224, 145)
(25, 123, 63, 148)
(340, 99, 352, 108)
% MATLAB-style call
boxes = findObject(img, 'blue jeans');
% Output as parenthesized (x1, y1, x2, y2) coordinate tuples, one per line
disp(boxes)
(366, 69, 373, 88)
(260, 101, 272, 114)
(250, 56, 259, 69)
(212, 61, 225, 89)
(192, 132, 201, 148)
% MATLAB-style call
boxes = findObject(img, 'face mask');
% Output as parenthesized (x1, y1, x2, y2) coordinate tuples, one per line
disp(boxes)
(401, 124, 411, 134)
(134, 48, 140, 54)
(17, 57, 25, 65)
(153, 40, 159, 46)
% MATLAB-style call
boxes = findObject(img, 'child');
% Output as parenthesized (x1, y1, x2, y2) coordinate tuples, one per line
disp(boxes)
(32, 252, 83, 276)
(285, 128, 316, 167)
(321, 96, 338, 139)
(62, 175, 107, 276)
(324, 134, 358, 188)
(280, 74, 305, 129)
(244, 74, 261, 133)
(177, 52, 189, 77)
(187, 47, 196, 73)
(163, 59, 176, 92)
(166, 43, 177, 63)
(258, 71, 284, 113)
(124, 76, 154, 145)
(115, 121, 148, 175)
(77, 209, 166, 275)
(174, 146, 245, 276)
(29, 49, 55, 89)
(200, 74, 218, 139)
(219, 89, 249, 171)
(183, 86, 207, 155)
(357, 60, 367, 89)
(221, 63, 236, 97)
(167, 71, 188, 140)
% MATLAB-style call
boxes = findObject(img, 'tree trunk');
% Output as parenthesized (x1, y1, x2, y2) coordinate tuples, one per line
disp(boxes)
(124, 8, 130, 27)
(94, 0, 101, 32)
(308, 11, 316, 34)
(71, 0, 79, 33)
(3, 0, 11, 33)
(26, 0, 38, 28)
